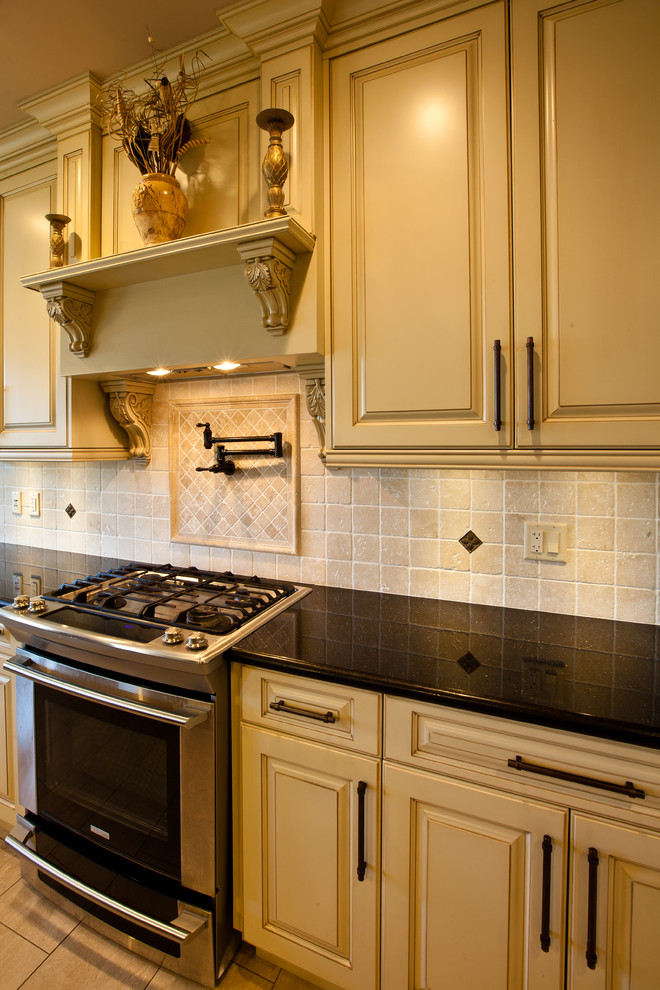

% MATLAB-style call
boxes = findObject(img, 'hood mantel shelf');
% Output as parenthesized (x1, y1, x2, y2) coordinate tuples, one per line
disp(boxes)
(21, 216, 316, 356)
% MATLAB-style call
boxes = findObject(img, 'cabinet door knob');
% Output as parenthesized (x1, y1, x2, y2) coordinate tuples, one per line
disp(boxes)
(357, 780, 367, 882)
(526, 336, 535, 430)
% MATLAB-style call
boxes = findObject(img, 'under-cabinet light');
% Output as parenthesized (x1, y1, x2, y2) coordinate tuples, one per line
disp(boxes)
(147, 367, 171, 376)
(213, 361, 242, 372)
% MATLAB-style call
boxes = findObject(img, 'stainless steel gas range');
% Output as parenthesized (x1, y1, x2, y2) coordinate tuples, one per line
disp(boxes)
(1, 563, 310, 987)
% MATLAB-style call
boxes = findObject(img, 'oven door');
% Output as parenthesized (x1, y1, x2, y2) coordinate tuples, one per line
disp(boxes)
(6, 647, 217, 896)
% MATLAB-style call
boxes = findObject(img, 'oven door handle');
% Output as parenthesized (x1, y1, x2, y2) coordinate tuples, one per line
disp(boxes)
(5, 822, 207, 944)
(3, 658, 209, 728)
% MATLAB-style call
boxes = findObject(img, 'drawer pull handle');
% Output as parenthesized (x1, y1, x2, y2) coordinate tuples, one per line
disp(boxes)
(357, 780, 367, 882)
(526, 336, 535, 430)
(540, 834, 552, 952)
(507, 755, 645, 800)
(586, 847, 599, 970)
(269, 700, 336, 723)
(493, 339, 502, 431)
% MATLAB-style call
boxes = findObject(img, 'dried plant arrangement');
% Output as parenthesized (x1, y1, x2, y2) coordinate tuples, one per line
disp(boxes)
(103, 45, 210, 176)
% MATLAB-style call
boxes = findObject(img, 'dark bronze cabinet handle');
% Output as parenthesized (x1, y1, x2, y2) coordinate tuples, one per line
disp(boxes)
(586, 847, 599, 969)
(526, 336, 535, 430)
(357, 780, 367, 881)
(493, 339, 502, 431)
(540, 834, 552, 952)
(269, 700, 336, 723)
(507, 755, 645, 800)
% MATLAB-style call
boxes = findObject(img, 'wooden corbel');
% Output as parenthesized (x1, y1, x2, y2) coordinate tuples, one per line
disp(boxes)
(236, 235, 296, 336)
(297, 361, 326, 460)
(41, 281, 95, 357)
(100, 378, 156, 459)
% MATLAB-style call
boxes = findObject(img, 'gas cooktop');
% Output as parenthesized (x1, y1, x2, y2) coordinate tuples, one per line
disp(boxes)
(1, 564, 311, 677)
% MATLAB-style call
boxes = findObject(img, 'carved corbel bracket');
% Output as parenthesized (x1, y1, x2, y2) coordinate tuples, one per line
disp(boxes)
(100, 378, 157, 459)
(237, 235, 296, 336)
(41, 281, 95, 357)
(296, 361, 326, 461)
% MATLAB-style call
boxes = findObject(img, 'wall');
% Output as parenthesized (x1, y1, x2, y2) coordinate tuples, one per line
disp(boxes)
(0, 371, 658, 626)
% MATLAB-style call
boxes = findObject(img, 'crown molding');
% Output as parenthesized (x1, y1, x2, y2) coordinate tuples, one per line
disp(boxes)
(0, 120, 56, 181)
(18, 72, 103, 139)
(220, 0, 332, 56)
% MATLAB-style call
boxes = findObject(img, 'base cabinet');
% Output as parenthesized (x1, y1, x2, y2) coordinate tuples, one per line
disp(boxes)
(238, 670, 660, 990)
(239, 668, 381, 990)
(0, 628, 18, 830)
(381, 763, 568, 990)
(568, 815, 660, 990)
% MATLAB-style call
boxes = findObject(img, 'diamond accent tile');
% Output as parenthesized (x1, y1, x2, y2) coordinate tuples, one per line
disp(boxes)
(169, 395, 299, 554)
(458, 530, 483, 553)
(457, 651, 480, 674)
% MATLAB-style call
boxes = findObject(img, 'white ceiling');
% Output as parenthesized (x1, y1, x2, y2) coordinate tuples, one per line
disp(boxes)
(0, 0, 236, 134)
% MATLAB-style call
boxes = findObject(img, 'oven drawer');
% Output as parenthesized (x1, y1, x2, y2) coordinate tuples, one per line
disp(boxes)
(240, 666, 381, 756)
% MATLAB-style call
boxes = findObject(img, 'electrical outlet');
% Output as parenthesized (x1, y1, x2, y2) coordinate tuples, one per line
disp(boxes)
(12, 491, 22, 515)
(29, 491, 41, 517)
(524, 521, 568, 562)
(12, 573, 23, 595)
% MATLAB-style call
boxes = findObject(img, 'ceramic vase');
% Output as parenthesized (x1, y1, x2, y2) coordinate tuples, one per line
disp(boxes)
(131, 173, 187, 246)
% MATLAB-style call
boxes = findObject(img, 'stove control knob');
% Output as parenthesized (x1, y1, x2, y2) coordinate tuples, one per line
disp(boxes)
(12, 595, 30, 611)
(186, 631, 209, 652)
(162, 627, 184, 646)
(28, 597, 47, 613)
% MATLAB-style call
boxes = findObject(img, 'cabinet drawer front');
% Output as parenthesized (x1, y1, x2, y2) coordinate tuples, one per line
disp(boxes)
(241, 666, 381, 755)
(385, 695, 660, 810)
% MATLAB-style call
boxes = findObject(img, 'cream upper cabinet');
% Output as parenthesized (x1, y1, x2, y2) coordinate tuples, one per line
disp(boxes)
(326, 0, 660, 468)
(0, 161, 128, 460)
(512, 0, 660, 452)
(327, 1, 512, 459)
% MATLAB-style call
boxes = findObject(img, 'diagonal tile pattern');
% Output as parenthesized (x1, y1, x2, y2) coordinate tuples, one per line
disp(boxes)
(169, 396, 299, 554)
(0, 833, 320, 990)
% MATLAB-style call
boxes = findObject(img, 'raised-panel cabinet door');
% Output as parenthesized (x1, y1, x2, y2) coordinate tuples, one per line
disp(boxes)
(329, 1, 511, 453)
(241, 725, 380, 990)
(512, 0, 660, 449)
(568, 813, 660, 990)
(382, 763, 567, 990)
(0, 171, 68, 448)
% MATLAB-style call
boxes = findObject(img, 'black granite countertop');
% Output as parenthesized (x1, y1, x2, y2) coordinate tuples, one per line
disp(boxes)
(2, 544, 659, 749)
(0, 544, 132, 605)
(231, 584, 660, 750)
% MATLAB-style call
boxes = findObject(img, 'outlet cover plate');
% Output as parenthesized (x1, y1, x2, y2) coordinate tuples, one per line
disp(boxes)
(523, 521, 568, 562)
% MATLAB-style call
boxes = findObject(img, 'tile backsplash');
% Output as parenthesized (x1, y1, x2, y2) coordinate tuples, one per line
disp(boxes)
(0, 372, 658, 625)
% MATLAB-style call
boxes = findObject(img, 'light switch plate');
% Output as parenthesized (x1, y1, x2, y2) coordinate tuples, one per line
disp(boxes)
(523, 521, 568, 562)
(29, 491, 41, 517)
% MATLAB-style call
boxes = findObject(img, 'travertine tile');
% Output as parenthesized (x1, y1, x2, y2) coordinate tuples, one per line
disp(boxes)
(0, 878, 77, 953)
(0, 844, 21, 896)
(213, 962, 271, 988)
(233, 942, 281, 981)
(21, 922, 157, 990)
(0, 921, 48, 990)
(273, 968, 322, 989)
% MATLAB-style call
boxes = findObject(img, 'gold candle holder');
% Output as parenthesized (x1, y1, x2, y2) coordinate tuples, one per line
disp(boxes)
(256, 108, 294, 219)
(45, 213, 71, 268)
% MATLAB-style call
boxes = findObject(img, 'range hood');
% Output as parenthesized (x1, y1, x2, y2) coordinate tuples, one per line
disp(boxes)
(22, 215, 320, 379)
(20, 215, 324, 461)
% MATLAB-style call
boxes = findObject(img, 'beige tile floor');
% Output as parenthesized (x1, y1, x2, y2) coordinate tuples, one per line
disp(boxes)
(0, 830, 321, 990)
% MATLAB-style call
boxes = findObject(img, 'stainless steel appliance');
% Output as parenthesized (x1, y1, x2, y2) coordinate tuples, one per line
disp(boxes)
(2, 563, 310, 987)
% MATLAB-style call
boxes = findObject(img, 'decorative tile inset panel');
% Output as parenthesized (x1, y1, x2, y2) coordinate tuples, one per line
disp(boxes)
(169, 394, 299, 554)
